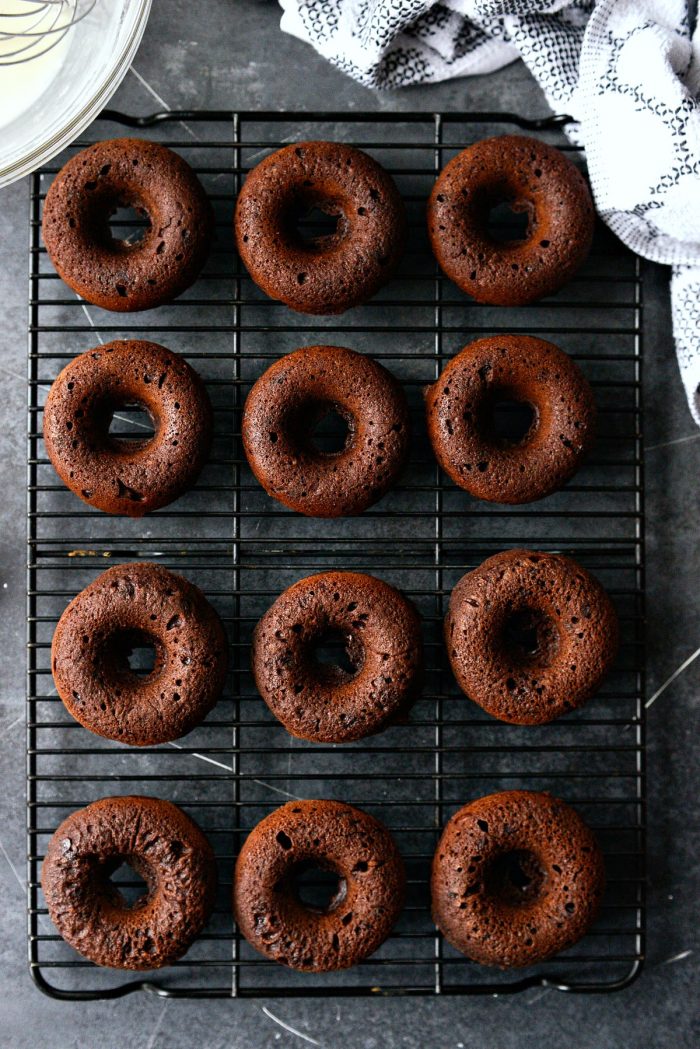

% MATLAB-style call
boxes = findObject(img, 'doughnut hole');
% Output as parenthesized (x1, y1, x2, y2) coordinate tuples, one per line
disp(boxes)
(501, 607, 560, 668)
(86, 187, 152, 253)
(102, 856, 153, 909)
(309, 405, 351, 455)
(101, 628, 165, 682)
(290, 861, 348, 914)
(105, 400, 157, 447)
(293, 399, 355, 458)
(484, 197, 533, 245)
(106, 202, 152, 247)
(484, 848, 546, 907)
(289, 193, 347, 251)
(309, 627, 364, 682)
(480, 386, 538, 447)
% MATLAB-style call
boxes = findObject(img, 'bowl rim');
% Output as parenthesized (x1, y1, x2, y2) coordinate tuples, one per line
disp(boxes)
(0, 0, 152, 189)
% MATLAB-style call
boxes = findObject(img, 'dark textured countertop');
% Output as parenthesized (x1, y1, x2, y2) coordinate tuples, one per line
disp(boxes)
(0, 2, 697, 1045)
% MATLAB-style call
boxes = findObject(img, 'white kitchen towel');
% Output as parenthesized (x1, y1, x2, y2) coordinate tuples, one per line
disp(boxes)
(280, 0, 700, 425)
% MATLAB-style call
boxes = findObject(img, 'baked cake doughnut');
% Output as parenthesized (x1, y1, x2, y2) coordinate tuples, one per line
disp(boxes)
(428, 135, 594, 305)
(234, 800, 405, 971)
(432, 790, 605, 968)
(42, 796, 216, 970)
(425, 335, 595, 504)
(243, 345, 410, 517)
(235, 141, 406, 313)
(52, 562, 228, 745)
(43, 340, 213, 516)
(252, 571, 422, 742)
(43, 138, 214, 311)
(445, 549, 619, 724)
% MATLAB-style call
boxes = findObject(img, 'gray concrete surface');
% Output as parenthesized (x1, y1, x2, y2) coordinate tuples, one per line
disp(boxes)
(0, 1, 698, 1046)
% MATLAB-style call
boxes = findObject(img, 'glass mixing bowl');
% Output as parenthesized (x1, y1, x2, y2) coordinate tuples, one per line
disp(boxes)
(0, 0, 152, 188)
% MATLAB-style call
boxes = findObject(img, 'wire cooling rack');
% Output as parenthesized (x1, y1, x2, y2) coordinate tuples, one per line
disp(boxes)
(27, 110, 645, 1000)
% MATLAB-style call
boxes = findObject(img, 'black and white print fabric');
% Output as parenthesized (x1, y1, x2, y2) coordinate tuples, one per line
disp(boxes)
(279, 0, 700, 424)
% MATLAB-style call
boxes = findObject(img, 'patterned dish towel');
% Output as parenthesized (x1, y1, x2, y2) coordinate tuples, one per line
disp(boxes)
(280, 0, 700, 425)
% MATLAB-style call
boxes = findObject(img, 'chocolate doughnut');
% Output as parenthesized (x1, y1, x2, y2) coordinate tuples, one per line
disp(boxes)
(252, 571, 422, 742)
(242, 345, 410, 517)
(428, 135, 595, 305)
(425, 335, 595, 504)
(445, 549, 619, 725)
(52, 562, 228, 746)
(235, 141, 406, 314)
(42, 340, 213, 517)
(42, 796, 217, 970)
(431, 791, 605, 968)
(42, 138, 214, 311)
(234, 800, 405, 971)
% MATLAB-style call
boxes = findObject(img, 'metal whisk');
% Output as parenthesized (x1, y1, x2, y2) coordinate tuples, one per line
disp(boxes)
(0, 0, 96, 66)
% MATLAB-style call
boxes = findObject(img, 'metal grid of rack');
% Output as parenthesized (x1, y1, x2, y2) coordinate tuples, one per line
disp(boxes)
(27, 110, 645, 1000)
